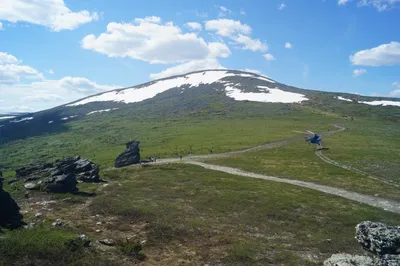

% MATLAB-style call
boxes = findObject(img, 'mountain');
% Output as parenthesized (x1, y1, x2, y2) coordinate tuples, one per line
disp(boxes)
(1, 69, 399, 142)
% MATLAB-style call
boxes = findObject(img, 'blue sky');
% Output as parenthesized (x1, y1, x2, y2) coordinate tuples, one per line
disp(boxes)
(0, 0, 399, 112)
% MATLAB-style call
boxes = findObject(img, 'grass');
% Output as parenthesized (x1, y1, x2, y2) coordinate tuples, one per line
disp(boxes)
(86, 164, 400, 265)
(0, 227, 114, 266)
(205, 118, 400, 200)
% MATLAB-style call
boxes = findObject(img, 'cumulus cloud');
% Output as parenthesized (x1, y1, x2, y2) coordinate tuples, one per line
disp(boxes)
(279, 3, 287, 10)
(204, 19, 251, 37)
(353, 68, 367, 77)
(350, 41, 400, 66)
(263, 54, 276, 61)
(149, 58, 225, 80)
(0, 52, 43, 84)
(232, 35, 268, 52)
(285, 42, 292, 49)
(204, 19, 267, 52)
(0, 51, 119, 112)
(186, 22, 202, 31)
(82, 17, 230, 64)
(0, 0, 99, 31)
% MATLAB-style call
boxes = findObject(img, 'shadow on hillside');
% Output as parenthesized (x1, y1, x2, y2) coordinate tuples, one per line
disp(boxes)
(0, 109, 72, 143)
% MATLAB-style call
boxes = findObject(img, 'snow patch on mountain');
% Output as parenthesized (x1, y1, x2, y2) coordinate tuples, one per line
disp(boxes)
(225, 85, 308, 103)
(61, 115, 77, 121)
(0, 116, 15, 120)
(359, 100, 400, 107)
(66, 71, 275, 107)
(87, 108, 119, 115)
(336, 96, 353, 102)
(10, 117, 33, 123)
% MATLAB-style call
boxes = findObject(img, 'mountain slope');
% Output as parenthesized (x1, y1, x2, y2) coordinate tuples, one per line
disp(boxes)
(1, 69, 399, 143)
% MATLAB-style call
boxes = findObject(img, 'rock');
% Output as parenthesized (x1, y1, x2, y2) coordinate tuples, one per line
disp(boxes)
(7, 179, 18, 185)
(95, 229, 101, 233)
(45, 173, 78, 193)
(356, 221, 400, 255)
(52, 219, 64, 227)
(15, 162, 53, 181)
(24, 182, 39, 190)
(78, 234, 91, 247)
(96, 221, 102, 225)
(374, 254, 400, 266)
(323, 253, 374, 266)
(24, 222, 35, 229)
(98, 239, 116, 246)
(0, 176, 26, 230)
(35, 212, 42, 218)
(114, 140, 141, 168)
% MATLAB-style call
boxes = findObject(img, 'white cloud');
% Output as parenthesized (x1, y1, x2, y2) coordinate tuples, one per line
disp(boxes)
(207, 42, 231, 58)
(0, 21, 2, 30)
(390, 82, 400, 97)
(149, 58, 224, 80)
(285, 42, 292, 49)
(263, 54, 276, 61)
(279, 3, 287, 10)
(204, 19, 251, 37)
(0, 51, 119, 112)
(338, 0, 350, 5)
(204, 19, 266, 52)
(240, 8, 246, 15)
(0, 52, 43, 84)
(0, 52, 19, 64)
(232, 35, 268, 52)
(82, 17, 229, 64)
(196, 11, 208, 18)
(353, 68, 367, 77)
(350, 42, 400, 66)
(357, 0, 400, 11)
(217, 5, 232, 17)
(0, 0, 99, 31)
(47, 69, 55, 75)
(186, 22, 202, 31)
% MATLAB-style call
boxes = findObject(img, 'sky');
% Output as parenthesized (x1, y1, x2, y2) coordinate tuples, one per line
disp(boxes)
(0, 0, 400, 113)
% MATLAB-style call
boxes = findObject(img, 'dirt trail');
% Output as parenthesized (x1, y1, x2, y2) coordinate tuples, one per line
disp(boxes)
(186, 161, 400, 214)
(114, 124, 400, 214)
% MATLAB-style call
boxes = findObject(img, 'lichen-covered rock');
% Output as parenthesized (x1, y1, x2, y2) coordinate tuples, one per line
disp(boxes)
(373, 254, 400, 266)
(115, 140, 141, 168)
(44, 173, 78, 193)
(356, 221, 400, 255)
(323, 253, 374, 266)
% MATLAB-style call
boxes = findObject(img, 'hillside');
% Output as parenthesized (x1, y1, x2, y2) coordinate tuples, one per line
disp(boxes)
(1, 69, 400, 265)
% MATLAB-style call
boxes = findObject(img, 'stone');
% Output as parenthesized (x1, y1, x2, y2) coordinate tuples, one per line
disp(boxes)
(45, 173, 78, 193)
(52, 219, 64, 227)
(35, 212, 42, 218)
(96, 221, 102, 225)
(323, 253, 374, 266)
(0, 176, 26, 230)
(98, 239, 116, 246)
(114, 140, 141, 168)
(24, 182, 39, 190)
(374, 254, 400, 266)
(356, 221, 400, 255)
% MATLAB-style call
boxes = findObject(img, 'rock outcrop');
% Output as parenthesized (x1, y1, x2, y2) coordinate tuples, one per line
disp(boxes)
(0, 170, 26, 230)
(356, 221, 400, 255)
(323, 253, 373, 266)
(15, 156, 103, 187)
(115, 140, 141, 168)
(324, 221, 400, 265)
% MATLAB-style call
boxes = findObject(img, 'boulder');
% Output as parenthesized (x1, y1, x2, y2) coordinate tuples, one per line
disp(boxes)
(115, 140, 141, 168)
(323, 253, 374, 266)
(356, 221, 400, 255)
(0, 175, 26, 230)
(374, 254, 400, 266)
(45, 173, 78, 193)
(15, 162, 53, 181)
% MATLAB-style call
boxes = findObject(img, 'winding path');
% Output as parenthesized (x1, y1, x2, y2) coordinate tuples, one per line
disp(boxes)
(126, 124, 400, 214)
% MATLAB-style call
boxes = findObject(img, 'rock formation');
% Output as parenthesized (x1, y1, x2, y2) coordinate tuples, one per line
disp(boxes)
(324, 221, 400, 265)
(115, 140, 141, 168)
(0, 170, 26, 230)
(355, 221, 400, 255)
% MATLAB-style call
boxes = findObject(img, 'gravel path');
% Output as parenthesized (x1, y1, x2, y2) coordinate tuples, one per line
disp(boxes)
(116, 124, 400, 214)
